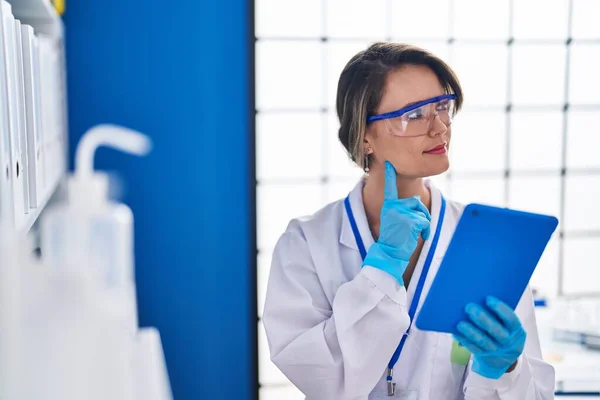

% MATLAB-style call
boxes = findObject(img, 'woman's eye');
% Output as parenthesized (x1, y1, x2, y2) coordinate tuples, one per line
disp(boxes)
(436, 101, 450, 111)
(406, 110, 423, 120)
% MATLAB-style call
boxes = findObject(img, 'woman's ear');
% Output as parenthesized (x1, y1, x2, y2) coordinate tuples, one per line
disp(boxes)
(363, 141, 373, 156)
(364, 125, 374, 147)
(363, 127, 375, 156)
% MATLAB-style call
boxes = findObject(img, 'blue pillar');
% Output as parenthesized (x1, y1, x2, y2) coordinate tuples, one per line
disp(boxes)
(63, 1, 255, 398)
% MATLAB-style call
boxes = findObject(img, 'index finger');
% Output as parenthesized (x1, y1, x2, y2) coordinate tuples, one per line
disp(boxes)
(384, 161, 398, 200)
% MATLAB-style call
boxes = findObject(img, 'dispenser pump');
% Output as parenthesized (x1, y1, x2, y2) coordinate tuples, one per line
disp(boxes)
(67, 124, 152, 204)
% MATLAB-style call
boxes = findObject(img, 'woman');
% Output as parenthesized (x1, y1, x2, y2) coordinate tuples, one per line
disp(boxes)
(262, 43, 555, 399)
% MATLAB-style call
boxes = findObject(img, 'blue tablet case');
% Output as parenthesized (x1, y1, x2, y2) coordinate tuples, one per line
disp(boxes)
(415, 203, 558, 333)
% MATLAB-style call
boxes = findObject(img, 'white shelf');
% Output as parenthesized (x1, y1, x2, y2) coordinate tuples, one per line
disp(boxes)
(6, 0, 62, 38)
(0, 0, 67, 235)
(18, 171, 61, 235)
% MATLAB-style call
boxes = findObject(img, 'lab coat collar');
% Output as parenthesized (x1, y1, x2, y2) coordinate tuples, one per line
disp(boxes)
(340, 178, 375, 253)
(340, 178, 443, 256)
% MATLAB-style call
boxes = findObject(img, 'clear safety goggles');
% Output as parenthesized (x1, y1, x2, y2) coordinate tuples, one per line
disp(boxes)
(366, 94, 458, 137)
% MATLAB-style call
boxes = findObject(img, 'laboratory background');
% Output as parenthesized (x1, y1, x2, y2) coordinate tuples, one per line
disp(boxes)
(0, 0, 599, 399)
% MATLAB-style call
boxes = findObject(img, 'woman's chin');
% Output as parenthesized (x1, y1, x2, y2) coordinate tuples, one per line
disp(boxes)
(423, 158, 450, 177)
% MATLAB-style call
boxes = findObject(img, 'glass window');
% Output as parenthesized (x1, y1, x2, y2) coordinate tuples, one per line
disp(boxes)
(450, 176, 506, 207)
(452, 0, 510, 40)
(256, 0, 323, 38)
(511, 45, 566, 106)
(258, 321, 292, 385)
(259, 385, 305, 400)
(258, 183, 324, 250)
(409, 41, 451, 64)
(449, 111, 507, 172)
(509, 111, 563, 171)
(512, 0, 569, 40)
(530, 237, 560, 298)
(257, 112, 324, 180)
(563, 237, 600, 294)
(390, 0, 450, 40)
(568, 44, 600, 105)
(326, 179, 361, 203)
(567, 110, 600, 169)
(326, 113, 366, 179)
(325, 0, 387, 39)
(429, 171, 451, 196)
(564, 175, 600, 232)
(571, 0, 600, 39)
(257, 251, 273, 317)
(256, 41, 323, 110)
(450, 45, 508, 108)
(508, 176, 562, 227)
(325, 41, 373, 107)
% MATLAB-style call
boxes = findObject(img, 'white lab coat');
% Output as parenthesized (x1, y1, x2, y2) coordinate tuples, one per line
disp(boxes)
(262, 179, 555, 400)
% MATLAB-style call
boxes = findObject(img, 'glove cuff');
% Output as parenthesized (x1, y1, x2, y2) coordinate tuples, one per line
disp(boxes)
(363, 243, 409, 286)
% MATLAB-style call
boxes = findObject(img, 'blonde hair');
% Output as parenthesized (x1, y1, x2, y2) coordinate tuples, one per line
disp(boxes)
(336, 42, 464, 169)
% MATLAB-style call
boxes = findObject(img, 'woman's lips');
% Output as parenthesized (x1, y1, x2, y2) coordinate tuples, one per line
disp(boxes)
(424, 144, 447, 155)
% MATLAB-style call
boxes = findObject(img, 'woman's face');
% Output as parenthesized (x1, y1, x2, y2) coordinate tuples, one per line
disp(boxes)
(365, 65, 452, 179)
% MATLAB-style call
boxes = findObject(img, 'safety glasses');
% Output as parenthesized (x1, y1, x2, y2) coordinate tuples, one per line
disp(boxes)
(366, 94, 458, 137)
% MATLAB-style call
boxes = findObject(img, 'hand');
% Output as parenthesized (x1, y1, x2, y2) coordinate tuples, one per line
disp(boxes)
(453, 296, 527, 380)
(362, 161, 431, 286)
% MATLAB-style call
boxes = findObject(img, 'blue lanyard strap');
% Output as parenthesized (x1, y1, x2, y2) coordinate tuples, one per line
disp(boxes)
(344, 194, 447, 376)
(344, 196, 367, 259)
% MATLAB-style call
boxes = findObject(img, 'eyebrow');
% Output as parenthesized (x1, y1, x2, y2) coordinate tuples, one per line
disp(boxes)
(401, 100, 423, 109)
(401, 95, 447, 109)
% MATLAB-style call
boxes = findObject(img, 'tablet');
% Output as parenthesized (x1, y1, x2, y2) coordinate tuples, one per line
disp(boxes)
(415, 203, 558, 334)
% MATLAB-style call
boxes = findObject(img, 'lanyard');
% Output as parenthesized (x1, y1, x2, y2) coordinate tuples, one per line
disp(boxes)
(344, 193, 446, 396)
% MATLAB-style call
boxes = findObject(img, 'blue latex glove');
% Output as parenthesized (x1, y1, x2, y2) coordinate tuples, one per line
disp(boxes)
(453, 296, 527, 380)
(363, 161, 431, 286)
